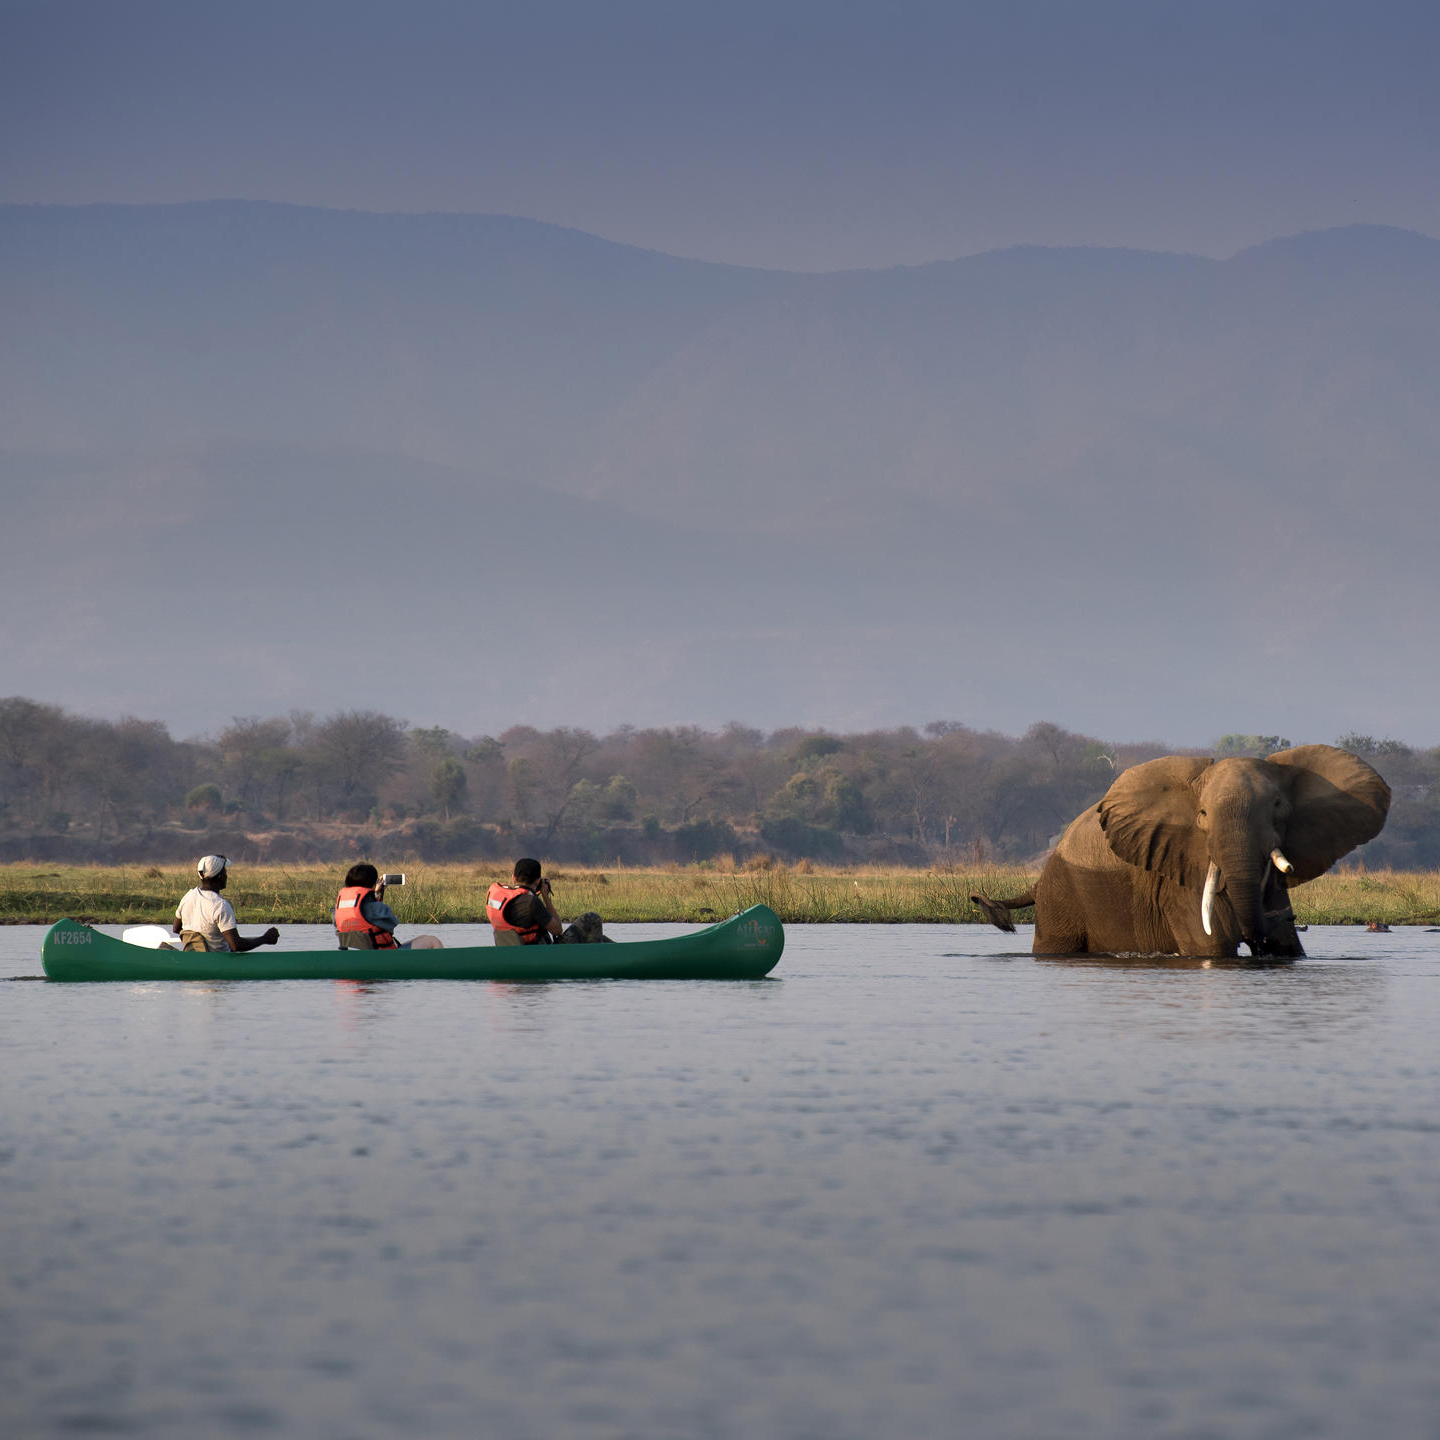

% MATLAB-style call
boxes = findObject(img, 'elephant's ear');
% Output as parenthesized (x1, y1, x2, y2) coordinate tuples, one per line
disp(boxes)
(1099, 756, 1213, 887)
(1267, 745, 1391, 882)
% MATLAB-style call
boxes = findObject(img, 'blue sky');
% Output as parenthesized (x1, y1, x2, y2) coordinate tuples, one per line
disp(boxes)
(3, 0, 1437, 270)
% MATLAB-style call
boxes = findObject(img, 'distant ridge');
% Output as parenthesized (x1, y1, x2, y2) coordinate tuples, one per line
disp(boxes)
(1229, 223, 1440, 264)
(0, 198, 793, 277)
(12, 198, 1434, 267)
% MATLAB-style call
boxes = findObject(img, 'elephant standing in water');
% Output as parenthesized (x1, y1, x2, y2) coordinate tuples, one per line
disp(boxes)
(972, 745, 1390, 958)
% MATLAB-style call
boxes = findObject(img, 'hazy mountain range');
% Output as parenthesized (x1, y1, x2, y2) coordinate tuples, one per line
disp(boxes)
(2, 203, 1437, 745)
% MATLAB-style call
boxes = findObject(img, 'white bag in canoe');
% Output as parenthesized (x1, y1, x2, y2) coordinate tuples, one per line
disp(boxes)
(121, 924, 180, 950)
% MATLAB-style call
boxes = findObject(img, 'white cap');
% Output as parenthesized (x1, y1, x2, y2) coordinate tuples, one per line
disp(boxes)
(197, 854, 228, 879)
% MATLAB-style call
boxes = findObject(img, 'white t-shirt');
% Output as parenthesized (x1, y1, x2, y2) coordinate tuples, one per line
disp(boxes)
(175, 887, 238, 951)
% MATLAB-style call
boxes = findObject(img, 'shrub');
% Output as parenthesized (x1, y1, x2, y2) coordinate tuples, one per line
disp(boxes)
(759, 817, 844, 861)
(674, 818, 738, 863)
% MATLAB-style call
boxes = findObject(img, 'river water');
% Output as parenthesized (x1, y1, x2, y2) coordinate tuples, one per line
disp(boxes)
(2, 921, 1439, 1439)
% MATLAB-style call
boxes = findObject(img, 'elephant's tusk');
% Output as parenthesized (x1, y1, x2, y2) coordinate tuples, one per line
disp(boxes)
(1201, 861, 1219, 937)
(1270, 848, 1294, 874)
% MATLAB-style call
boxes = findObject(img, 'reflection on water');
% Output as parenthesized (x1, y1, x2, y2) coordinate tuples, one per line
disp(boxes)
(1, 922, 1438, 1440)
(328, 978, 394, 1035)
(1033, 950, 1388, 1044)
(1033, 952, 1296, 967)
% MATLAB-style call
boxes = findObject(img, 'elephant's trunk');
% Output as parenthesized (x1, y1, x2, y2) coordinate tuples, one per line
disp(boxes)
(1231, 873, 1269, 955)
(1201, 847, 1270, 955)
(1203, 846, 1302, 958)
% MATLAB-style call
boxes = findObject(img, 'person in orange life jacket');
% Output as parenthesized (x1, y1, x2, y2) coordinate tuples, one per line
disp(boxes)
(334, 863, 401, 949)
(172, 854, 281, 953)
(488, 857, 564, 946)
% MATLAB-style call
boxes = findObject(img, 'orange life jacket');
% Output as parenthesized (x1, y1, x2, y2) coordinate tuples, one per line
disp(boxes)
(334, 885, 400, 948)
(487, 881, 547, 943)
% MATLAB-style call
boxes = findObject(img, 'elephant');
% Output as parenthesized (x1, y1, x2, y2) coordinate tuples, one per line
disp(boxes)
(971, 745, 1390, 958)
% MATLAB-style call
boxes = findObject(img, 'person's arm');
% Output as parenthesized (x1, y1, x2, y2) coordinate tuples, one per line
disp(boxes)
(221, 925, 281, 952)
(214, 894, 278, 952)
(172, 917, 183, 934)
(536, 879, 564, 937)
(504, 888, 563, 938)
(360, 896, 399, 934)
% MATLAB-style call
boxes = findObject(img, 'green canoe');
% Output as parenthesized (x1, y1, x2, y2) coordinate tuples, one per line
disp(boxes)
(40, 906, 784, 983)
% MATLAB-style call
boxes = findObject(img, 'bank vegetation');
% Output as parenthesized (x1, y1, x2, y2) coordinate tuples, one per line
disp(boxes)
(3, 860, 1438, 929)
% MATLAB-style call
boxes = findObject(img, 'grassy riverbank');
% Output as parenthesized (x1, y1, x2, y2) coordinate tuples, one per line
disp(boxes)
(3, 862, 1439, 927)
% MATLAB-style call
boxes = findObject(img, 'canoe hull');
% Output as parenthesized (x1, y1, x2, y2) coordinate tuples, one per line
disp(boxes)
(41, 907, 784, 983)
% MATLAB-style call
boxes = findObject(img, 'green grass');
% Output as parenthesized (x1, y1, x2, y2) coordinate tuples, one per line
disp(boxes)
(3, 861, 1438, 927)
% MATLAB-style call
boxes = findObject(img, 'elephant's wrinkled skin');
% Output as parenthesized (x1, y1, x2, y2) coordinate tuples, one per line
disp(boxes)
(972, 745, 1390, 958)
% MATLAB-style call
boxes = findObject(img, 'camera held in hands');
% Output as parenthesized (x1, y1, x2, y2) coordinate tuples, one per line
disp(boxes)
(379, 873, 406, 888)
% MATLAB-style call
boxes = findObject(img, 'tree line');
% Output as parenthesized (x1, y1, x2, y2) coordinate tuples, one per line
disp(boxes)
(1, 698, 1436, 869)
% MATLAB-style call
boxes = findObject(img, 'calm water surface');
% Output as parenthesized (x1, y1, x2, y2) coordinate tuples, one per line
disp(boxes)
(3, 921, 1439, 1439)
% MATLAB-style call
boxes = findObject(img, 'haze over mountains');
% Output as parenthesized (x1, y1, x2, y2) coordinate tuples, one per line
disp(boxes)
(2, 203, 1437, 745)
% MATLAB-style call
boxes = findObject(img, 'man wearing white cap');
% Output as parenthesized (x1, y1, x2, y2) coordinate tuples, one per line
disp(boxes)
(171, 855, 281, 953)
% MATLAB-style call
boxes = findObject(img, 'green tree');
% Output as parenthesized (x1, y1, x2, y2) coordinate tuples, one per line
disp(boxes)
(0, 697, 73, 823)
(1215, 734, 1291, 758)
(74, 717, 182, 837)
(219, 716, 291, 815)
(626, 727, 723, 823)
(600, 774, 637, 821)
(822, 772, 870, 833)
(459, 736, 507, 824)
(428, 756, 468, 820)
(314, 710, 408, 817)
(793, 734, 845, 764)
(464, 736, 505, 766)
(185, 783, 223, 813)
(412, 726, 454, 760)
(527, 728, 600, 847)
(1336, 732, 1411, 759)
